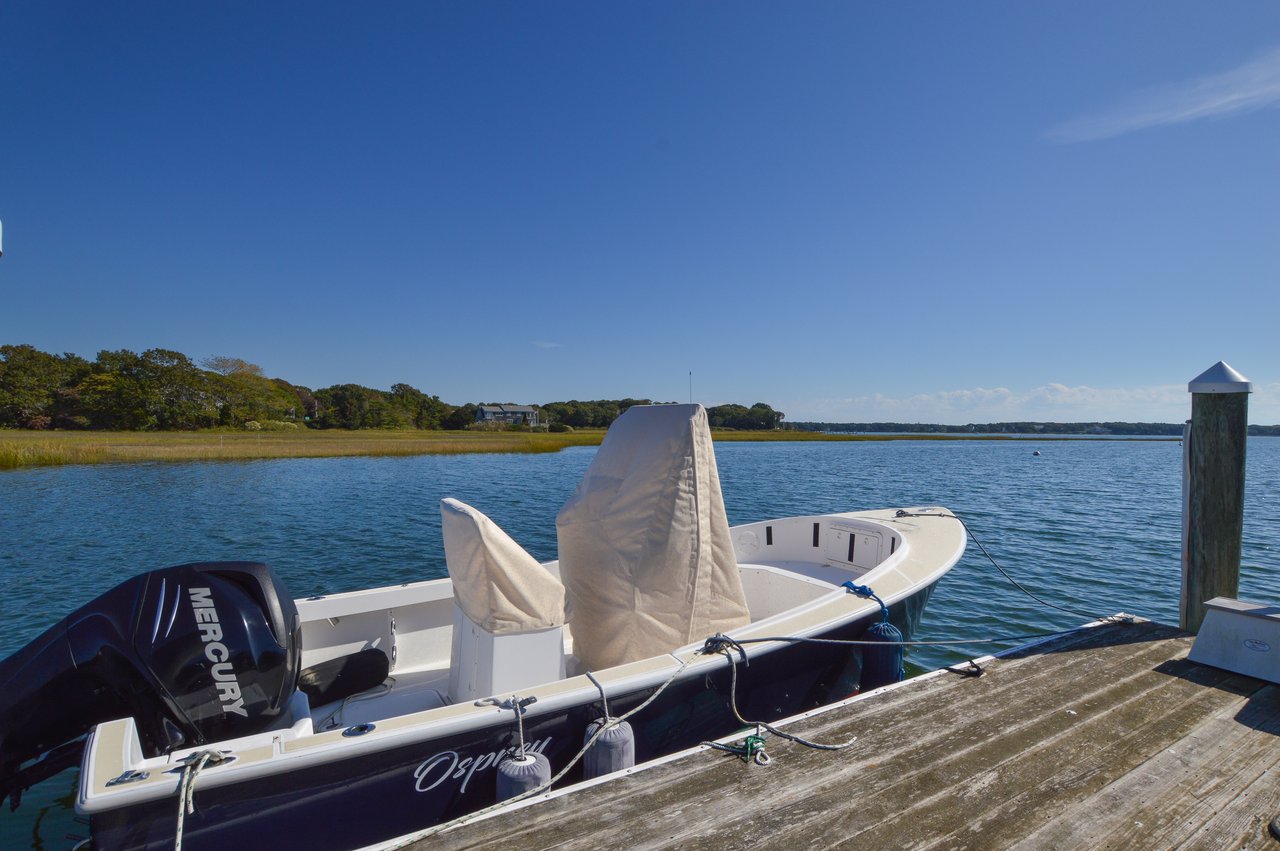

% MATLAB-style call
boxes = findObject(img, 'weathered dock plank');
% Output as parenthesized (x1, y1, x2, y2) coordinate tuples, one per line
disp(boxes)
(413, 621, 1279, 850)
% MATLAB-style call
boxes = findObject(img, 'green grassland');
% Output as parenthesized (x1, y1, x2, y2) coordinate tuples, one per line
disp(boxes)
(0, 428, 1039, 470)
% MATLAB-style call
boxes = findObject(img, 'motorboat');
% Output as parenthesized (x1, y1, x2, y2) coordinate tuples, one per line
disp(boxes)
(0, 404, 965, 849)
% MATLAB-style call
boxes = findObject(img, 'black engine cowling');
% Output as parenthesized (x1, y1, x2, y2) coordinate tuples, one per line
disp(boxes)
(0, 562, 300, 805)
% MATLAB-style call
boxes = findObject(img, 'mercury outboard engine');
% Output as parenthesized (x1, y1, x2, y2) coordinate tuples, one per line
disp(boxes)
(0, 562, 300, 807)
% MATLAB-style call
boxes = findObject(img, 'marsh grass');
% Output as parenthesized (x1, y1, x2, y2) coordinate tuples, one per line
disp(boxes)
(0, 429, 606, 470)
(0, 428, 1040, 470)
(0, 439, 113, 469)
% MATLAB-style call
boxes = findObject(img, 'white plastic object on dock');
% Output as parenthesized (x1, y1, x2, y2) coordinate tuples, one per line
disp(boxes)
(1187, 597, 1280, 684)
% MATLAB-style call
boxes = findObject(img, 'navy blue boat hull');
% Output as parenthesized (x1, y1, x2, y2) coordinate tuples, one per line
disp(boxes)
(91, 585, 933, 850)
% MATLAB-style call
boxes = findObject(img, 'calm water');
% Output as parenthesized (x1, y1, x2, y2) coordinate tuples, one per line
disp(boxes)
(2, 438, 1278, 847)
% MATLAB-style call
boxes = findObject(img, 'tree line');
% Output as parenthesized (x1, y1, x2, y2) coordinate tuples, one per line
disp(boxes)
(790, 420, 1280, 436)
(0, 344, 786, 432)
(790, 421, 1189, 435)
(539, 399, 784, 431)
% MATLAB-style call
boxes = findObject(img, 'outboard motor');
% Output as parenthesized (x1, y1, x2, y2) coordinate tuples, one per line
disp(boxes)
(0, 562, 300, 807)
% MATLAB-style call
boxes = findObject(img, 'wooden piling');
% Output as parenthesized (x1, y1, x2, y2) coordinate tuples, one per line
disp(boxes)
(1181, 362, 1251, 633)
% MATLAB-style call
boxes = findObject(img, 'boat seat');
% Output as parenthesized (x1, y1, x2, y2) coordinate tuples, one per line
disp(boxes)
(298, 647, 390, 708)
(448, 607, 566, 702)
(440, 498, 567, 702)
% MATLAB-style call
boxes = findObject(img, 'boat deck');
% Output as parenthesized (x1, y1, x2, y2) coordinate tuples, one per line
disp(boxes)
(415, 619, 1280, 850)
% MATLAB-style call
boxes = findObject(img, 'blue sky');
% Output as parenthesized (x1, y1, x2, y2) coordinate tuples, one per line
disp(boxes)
(2, 3, 1277, 423)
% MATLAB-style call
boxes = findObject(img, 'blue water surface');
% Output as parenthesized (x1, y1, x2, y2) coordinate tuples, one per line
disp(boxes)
(1, 437, 1277, 848)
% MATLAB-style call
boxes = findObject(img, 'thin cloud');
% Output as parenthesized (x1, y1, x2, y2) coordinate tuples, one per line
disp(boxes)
(532, 341, 564, 349)
(1047, 46, 1280, 142)
(802, 383, 1187, 423)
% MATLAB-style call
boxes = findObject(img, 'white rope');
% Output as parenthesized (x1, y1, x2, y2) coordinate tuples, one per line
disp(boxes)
(727, 646, 855, 751)
(173, 750, 225, 851)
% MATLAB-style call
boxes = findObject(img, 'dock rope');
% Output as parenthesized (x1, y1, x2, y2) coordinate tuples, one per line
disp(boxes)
(475, 694, 538, 759)
(173, 750, 226, 851)
(705, 729, 771, 765)
(586, 670, 613, 720)
(893, 509, 1114, 623)
(702, 635, 857, 753)
(719, 627, 1108, 650)
(840, 582, 891, 620)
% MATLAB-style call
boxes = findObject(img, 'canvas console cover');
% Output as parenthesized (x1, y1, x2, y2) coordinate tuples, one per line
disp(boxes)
(440, 497, 565, 634)
(556, 404, 751, 670)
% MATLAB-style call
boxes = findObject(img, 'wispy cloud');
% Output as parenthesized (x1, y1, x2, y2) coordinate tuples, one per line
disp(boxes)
(800, 383, 1189, 423)
(532, 341, 564, 349)
(1047, 46, 1280, 142)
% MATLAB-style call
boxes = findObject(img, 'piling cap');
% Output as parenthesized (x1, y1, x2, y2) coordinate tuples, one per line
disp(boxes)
(1188, 361, 1251, 394)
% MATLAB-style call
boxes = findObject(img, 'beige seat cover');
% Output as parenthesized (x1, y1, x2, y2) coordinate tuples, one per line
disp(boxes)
(441, 497, 565, 634)
(556, 404, 750, 670)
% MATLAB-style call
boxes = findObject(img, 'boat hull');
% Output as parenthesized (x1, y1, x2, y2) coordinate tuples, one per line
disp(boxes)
(91, 584, 934, 850)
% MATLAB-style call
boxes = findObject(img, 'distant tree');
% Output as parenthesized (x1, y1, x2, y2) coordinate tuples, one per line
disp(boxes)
(0, 344, 90, 428)
(442, 403, 478, 430)
(749, 402, 784, 429)
(706, 402, 784, 430)
(539, 401, 572, 426)
(292, 385, 318, 421)
(363, 395, 405, 429)
(390, 383, 450, 430)
(48, 353, 94, 428)
(81, 349, 156, 429)
(539, 399, 654, 429)
(140, 348, 216, 429)
(201, 355, 265, 377)
(313, 384, 372, 429)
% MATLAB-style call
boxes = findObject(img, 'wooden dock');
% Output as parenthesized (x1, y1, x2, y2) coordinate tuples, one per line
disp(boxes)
(415, 620, 1280, 850)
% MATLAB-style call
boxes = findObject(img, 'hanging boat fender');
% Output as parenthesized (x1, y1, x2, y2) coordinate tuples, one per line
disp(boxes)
(481, 694, 553, 802)
(842, 582, 905, 690)
(581, 671, 636, 779)
(496, 752, 552, 801)
(582, 717, 636, 779)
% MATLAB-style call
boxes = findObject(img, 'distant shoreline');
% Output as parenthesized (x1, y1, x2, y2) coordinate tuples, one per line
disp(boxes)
(0, 428, 1183, 471)
(791, 421, 1280, 437)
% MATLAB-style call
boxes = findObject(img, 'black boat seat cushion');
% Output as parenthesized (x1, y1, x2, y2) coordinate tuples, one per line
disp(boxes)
(297, 647, 390, 707)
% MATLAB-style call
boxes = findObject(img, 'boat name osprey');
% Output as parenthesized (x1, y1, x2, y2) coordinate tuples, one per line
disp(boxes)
(413, 737, 553, 795)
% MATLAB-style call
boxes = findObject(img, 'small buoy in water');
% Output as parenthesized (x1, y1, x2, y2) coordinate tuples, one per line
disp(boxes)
(1033, 450, 1041, 456)
(583, 718, 636, 779)
(495, 751, 551, 801)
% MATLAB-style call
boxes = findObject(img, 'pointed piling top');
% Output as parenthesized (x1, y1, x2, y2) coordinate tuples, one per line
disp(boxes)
(1188, 361, 1251, 394)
